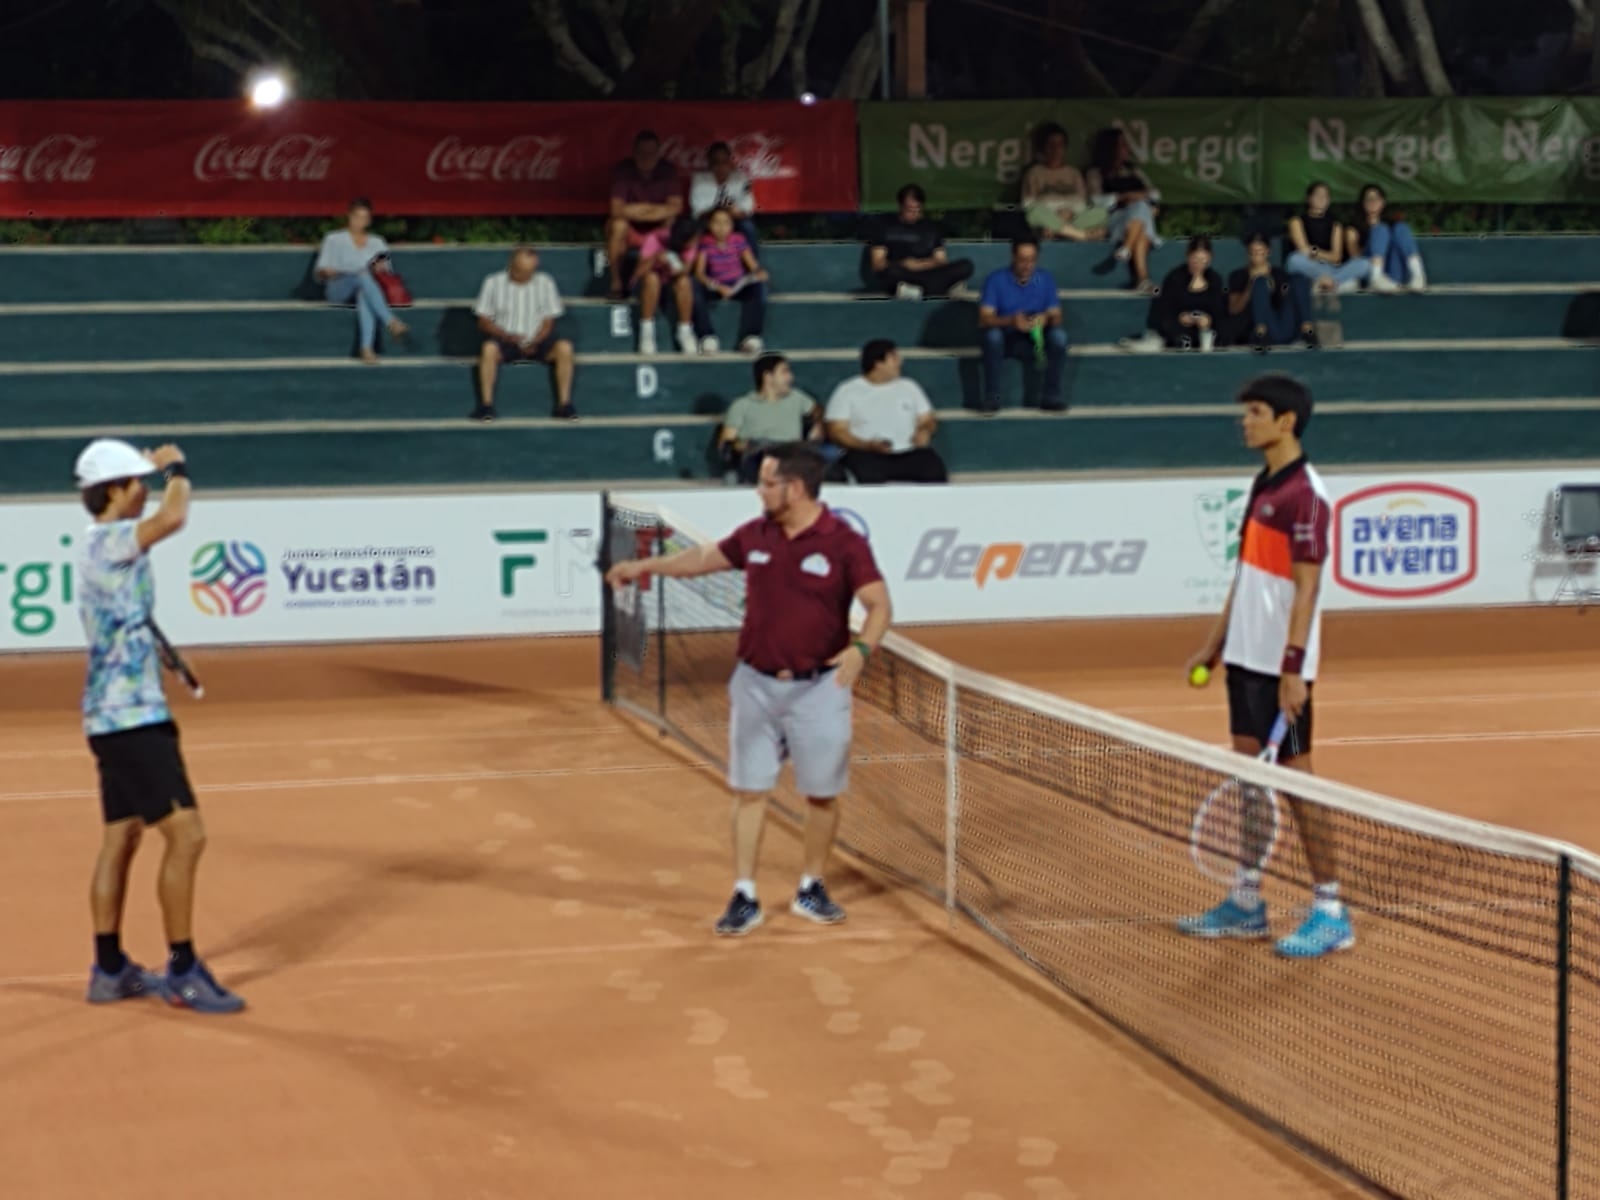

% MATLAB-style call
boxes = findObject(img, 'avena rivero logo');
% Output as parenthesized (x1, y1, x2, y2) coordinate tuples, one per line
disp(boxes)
(190, 540, 267, 617)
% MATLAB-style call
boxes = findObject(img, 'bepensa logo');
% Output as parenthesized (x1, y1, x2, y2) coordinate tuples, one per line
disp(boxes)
(1333, 483, 1478, 599)
(907, 528, 1146, 588)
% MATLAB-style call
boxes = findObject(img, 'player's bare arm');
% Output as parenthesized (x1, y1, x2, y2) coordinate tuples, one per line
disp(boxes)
(1279, 560, 1322, 720)
(828, 580, 892, 688)
(135, 445, 190, 551)
(605, 542, 731, 588)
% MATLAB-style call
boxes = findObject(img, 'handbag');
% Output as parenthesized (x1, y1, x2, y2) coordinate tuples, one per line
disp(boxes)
(372, 256, 413, 308)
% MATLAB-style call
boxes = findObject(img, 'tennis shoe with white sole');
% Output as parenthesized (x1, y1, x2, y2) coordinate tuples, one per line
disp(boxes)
(714, 892, 764, 937)
(86, 960, 162, 1004)
(162, 961, 246, 1014)
(1275, 908, 1355, 958)
(1175, 896, 1270, 939)
(791, 881, 846, 925)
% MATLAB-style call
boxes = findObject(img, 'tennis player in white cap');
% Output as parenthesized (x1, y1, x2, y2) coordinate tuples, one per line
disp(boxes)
(74, 438, 244, 1014)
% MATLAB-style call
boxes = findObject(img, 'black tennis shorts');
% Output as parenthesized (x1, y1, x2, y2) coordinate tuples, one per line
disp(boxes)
(1225, 665, 1313, 758)
(87, 721, 198, 825)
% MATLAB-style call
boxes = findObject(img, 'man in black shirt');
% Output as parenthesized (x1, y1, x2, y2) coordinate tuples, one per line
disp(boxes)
(865, 184, 976, 298)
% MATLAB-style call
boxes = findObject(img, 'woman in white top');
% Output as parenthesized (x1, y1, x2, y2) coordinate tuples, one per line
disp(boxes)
(1020, 123, 1106, 243)
(314, 197, 409, 363)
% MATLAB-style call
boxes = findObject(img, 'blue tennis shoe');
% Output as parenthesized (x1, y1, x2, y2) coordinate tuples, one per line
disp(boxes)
(1175, 896, 1270, 939)
(86, 960, 162, 1005)
(1275, 907, 1356, 958)
(714, 891, 764, 937)
(161, 961, 246, 1014)
(791, 880, 846, 925)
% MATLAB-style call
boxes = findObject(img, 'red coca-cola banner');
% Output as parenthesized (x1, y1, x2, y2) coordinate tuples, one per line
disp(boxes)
(0, 100, 859, 218)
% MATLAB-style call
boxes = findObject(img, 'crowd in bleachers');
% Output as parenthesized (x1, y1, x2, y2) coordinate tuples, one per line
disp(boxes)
(309, 121, 1435, 482)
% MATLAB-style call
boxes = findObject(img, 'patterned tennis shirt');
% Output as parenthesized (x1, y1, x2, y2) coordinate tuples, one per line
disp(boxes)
(1222, 457, 1330, 681)
(77, 520, 170, 736)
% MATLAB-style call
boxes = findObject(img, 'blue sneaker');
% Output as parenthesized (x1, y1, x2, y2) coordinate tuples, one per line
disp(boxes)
(714, 892, 764, 937)
(1175, 896, 1270, 939)
(790, 880, 846, 925)
(162, 961, 246, 1014)
(86, 960, 162, 1005)
(1275, 907, 1355, 958)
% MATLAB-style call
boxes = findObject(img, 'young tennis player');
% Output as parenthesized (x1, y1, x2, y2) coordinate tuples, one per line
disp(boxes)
(1176, 375, 1354, 959)
(605, 443, 892, 936)
(76, 439, 245, 1013)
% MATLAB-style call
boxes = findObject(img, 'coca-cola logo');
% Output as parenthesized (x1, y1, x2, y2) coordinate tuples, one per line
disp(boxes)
(426, 135, 562, 183)
(193, 134, 335, 183)
(659, 132, 796, 181)
(0, 135, 97, 184)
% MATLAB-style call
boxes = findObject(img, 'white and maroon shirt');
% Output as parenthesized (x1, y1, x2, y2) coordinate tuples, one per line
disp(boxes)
(1223, 457, 1330, 681)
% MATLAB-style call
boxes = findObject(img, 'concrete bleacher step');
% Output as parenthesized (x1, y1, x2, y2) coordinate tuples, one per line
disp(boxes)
(0, 291, 1582, 361)
(2, 344, 1592, 424)
(4, 401, 1597, 496)
(0, 237, 1596, 304)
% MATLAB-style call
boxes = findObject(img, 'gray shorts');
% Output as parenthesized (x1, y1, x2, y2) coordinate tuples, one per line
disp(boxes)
(727, 661, 853, 799)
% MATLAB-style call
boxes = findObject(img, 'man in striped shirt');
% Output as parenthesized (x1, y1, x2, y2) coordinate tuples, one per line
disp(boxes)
(1177, 373, 1354, 959)
(473, 247, 576, 423)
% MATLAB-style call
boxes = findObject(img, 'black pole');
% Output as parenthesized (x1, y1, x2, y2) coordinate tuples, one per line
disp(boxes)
(1557, 853, 1572, 1200)
(598, 492, 614, 704)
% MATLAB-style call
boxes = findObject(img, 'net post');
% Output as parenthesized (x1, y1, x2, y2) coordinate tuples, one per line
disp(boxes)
(943, 672, 958, 925)
(654, 519, 668, 723)
(599, 492, 615, 704)
(1557, 853, 1572, 1200)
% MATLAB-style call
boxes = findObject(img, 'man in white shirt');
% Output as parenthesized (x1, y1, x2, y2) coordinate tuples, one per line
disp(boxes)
(824, 339, 947, 485)
(473, 246, 576, 423)
(690, 141, 759, 250)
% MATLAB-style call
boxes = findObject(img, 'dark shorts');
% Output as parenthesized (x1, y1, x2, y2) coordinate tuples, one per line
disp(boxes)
(88, 721, 198, 825)
(1226, 665, 1313, 758)
(490, 337, 554, 364)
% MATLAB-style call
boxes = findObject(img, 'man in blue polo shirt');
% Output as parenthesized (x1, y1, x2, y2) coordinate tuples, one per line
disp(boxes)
(977, 237, 1067, 414)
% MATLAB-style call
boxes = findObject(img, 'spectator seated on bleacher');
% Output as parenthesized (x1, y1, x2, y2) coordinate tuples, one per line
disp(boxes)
(605, 130, 684, 302)
(629, 216, 698, 356)
(1346, 184, 1428, 294)
(1120, 236, 1228, 353)
(1284, 180, 1369, 294)
(824, 339, 947, 485)
(1086, 128, 1160, 294)
(470, 246, 576, 424)
(865, 184, 976, 300)
(977, 237, 1067, 412)
(718, 352, 833, 483)
(690, 141, 760, 252)
(692, 207, 768, 355)
(314, 196, 410, 364)
(1228, 231, 1317, 352)
(1020, 123, 1107, 244)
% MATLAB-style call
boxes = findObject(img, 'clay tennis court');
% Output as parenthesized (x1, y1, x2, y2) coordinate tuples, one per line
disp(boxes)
(0, 606, 1592, 1200)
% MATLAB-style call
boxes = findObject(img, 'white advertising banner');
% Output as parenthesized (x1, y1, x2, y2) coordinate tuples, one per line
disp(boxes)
(0, 468, 1588, 653)
(0, 494, 603, 652)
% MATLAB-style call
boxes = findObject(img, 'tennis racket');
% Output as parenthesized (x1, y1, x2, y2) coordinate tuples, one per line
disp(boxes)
(1188, 712, 1289, 883)
(147, 619, 204, 699)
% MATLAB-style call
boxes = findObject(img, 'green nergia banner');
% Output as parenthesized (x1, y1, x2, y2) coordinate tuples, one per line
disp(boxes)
(858, 99, 1600, 209)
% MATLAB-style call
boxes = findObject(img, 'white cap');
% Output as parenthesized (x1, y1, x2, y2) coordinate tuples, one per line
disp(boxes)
(74, 439, 155, 489)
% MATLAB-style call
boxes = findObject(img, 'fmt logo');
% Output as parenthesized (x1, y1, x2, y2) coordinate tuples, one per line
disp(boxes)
(190, 540, 267, 617)
(907, 528, 1146, 589)
(1333, 483, 1478, 599)
(494, 529, 548, 597)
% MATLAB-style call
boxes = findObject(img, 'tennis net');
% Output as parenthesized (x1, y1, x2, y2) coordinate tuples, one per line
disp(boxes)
(600, 492, 1600, 1200)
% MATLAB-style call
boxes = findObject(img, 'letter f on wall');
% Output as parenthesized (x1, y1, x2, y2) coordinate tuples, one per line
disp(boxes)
(494, 530, 548, 597)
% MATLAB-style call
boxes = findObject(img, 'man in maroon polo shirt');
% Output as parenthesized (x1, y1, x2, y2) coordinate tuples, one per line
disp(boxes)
(604, 130, 684, 301)
(605, 443, 894, 936)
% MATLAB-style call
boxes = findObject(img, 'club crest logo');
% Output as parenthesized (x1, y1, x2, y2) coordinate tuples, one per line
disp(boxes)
(1193, 488, 1248, 571)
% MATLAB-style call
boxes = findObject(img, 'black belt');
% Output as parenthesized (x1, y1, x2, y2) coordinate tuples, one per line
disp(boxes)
(743, 661, 836, 682)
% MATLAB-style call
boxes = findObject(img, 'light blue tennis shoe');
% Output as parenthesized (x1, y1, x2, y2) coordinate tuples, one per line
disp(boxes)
(1175, 896, 1270, 939)
(1275, 907, 1356, 958)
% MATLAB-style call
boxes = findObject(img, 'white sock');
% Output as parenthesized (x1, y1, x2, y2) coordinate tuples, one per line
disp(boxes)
(1313, 881, 1342, 916)
(799, 874, 819, 892)
(1229, 868, 1263, 911)
(735, 879, 757, 902)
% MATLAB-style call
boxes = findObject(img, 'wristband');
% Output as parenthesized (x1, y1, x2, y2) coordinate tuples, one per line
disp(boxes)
(163, 462, 189, 482)
(1281, 645, 1306, 676)
(852, 638, 873, 660)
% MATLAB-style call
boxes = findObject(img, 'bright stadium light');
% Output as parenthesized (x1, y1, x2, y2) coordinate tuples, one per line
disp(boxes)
(799, 92, 817, 106)
(248, 71, 290, 108)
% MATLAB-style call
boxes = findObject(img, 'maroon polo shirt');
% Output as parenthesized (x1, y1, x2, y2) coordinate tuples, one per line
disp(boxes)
(611, 157, 682, 231)
(717, 507, 883, 675)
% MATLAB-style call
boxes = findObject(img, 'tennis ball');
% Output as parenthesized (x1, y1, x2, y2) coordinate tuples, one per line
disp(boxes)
(1188, 664, 1211, 688)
